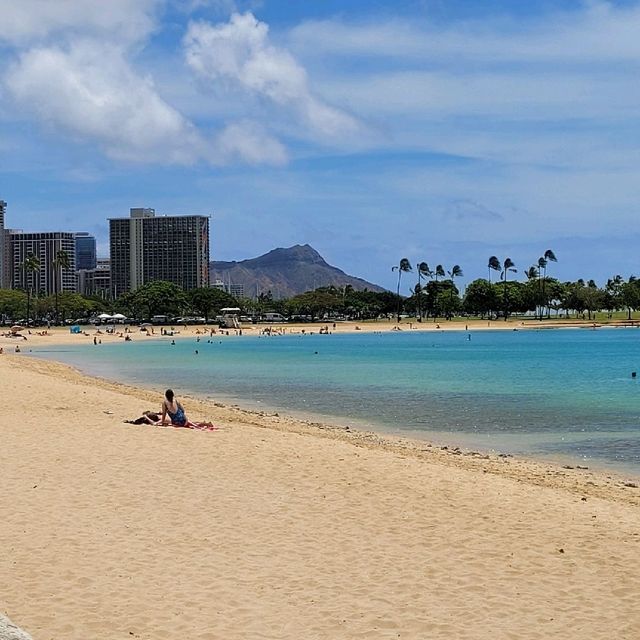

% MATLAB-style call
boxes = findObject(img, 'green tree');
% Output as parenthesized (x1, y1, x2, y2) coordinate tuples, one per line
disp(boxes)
(541, 250, 558, 318)
(117, 281, 187, 320)
(40, 292, 91, 322)
(21, 253, 40, 324)
(500, 258, 517, 320)
(447, 265, 463, 318)
(605, 275, 624, 314)
(488, 256, 501, 283)
(286, 289, 340, 321)
(188, 287, 238, 322)
(392, 258, 412, 323)
(415, 262, 432, 321)
(621, 276, 640, 320)
(463, 279, 498, 318)
(0, 289, 27, 322)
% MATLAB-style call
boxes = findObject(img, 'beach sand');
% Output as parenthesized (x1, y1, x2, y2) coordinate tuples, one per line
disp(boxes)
(1, 335, 639, 639)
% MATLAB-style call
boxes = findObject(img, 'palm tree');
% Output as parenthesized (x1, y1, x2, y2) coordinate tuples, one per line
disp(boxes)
(525, 266, 539, 280)
(447, 264, 463, 318)
(501, 258, 517, 321)
(392, 258, 412, 323)
(537, 257, 547, 320)
(52, 249, 71, 325)
(416, 262, 432, 321)
(488, 256, 501, 283)
(21, 253, 40, 325)
(542, 249, 558, 318)
(431, 265, 445, 321)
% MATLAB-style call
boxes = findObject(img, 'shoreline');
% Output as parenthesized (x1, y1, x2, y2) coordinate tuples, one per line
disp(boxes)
(2, 353, 639, 639)
(7, 322, 640, 480)
(13, 323, 640, 480)
(11, 352, 640, 503)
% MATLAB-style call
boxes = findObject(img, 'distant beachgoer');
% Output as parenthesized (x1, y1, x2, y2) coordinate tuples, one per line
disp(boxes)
(15, 345, 20, 353)
(93, 336, 97, 345)
(161, 389, 216, 430)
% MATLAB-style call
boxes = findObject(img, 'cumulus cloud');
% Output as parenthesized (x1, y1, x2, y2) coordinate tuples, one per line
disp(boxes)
(183, 12, 361, 139)
(5, 41, 204, 164)
(0, 0, 160, 46)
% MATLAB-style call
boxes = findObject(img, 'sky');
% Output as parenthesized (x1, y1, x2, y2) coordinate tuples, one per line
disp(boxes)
(1, 0, 639, 293)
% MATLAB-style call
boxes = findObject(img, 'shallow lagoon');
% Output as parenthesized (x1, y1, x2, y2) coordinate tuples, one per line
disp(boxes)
(32, 327, 640, 474)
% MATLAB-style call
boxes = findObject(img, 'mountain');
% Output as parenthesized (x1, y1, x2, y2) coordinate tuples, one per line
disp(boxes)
(210, 244, 386, 299)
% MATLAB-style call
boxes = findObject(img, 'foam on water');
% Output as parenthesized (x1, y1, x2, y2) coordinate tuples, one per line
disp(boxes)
(31, 327, 640, 474)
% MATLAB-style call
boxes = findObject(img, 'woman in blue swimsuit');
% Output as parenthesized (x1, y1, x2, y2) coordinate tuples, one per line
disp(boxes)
(161, 389, 216, 430)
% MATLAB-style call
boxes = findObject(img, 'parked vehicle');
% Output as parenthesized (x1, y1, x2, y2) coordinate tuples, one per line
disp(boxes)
(263, 312, 286, 323)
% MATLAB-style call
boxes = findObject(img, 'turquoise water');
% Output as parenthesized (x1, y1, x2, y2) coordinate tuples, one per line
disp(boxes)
(31, 328, 640, 474)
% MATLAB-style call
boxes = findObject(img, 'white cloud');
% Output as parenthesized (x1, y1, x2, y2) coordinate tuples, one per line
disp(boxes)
(0, 0, 160, 46)
(5, 41, 204, 164)
(183, 12, 361, 139)
(289, 2, 640, 64)
(213, 120, 287, 165)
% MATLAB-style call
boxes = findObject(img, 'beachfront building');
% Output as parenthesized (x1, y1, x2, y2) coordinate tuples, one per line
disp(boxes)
(0, 200, 9, 288)
(77, 258, 111, 299)
(11, 231, 77, 296)
(109, 208, 210, 296)
(75, 232, 97, 270)
(229, 283, 244, 298)
(211, 278, 244, 298)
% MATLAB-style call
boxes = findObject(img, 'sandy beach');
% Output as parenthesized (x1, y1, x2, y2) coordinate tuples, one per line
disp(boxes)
(1, 327, 639, 639)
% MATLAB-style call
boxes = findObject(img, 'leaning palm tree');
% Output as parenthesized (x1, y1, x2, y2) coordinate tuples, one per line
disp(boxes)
(447, 265, 463, 318)
(537, 256, 547, 320)
(488, 256, 501, 283)
(431, 265, 445, 321)
(392, 258, 412, 323)
(501, 258, 517, 321)
(525, 266, 539, 280)
(416, 262, 432, 321)
(21, 253, 40, 325)
(542, 249, 558, 318)
(52, 249, 71, 325)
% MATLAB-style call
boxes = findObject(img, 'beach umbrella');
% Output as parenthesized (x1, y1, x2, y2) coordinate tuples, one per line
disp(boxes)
(112, 313, 126, 319)
(98, 313, 113, 319)
(10, 325, 23, 332)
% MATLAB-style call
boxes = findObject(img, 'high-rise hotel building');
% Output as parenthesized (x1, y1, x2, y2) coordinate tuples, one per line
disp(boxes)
(109, 208, 210, 296)
(0, 200, 9, 288)
(11, 231, 77, 296)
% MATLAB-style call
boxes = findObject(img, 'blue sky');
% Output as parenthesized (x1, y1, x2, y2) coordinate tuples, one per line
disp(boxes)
(1, 0, 639, 293)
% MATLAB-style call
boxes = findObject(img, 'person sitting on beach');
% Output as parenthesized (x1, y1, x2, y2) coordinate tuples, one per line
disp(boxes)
(161, 389, 217, 431)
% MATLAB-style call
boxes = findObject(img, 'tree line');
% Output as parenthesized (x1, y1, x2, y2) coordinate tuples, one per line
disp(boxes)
(2, 248, 640, 324)
(392, 251, 640, 321)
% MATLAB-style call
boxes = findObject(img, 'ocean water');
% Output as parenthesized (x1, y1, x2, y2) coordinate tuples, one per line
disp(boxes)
(31, 327, 640, 475)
